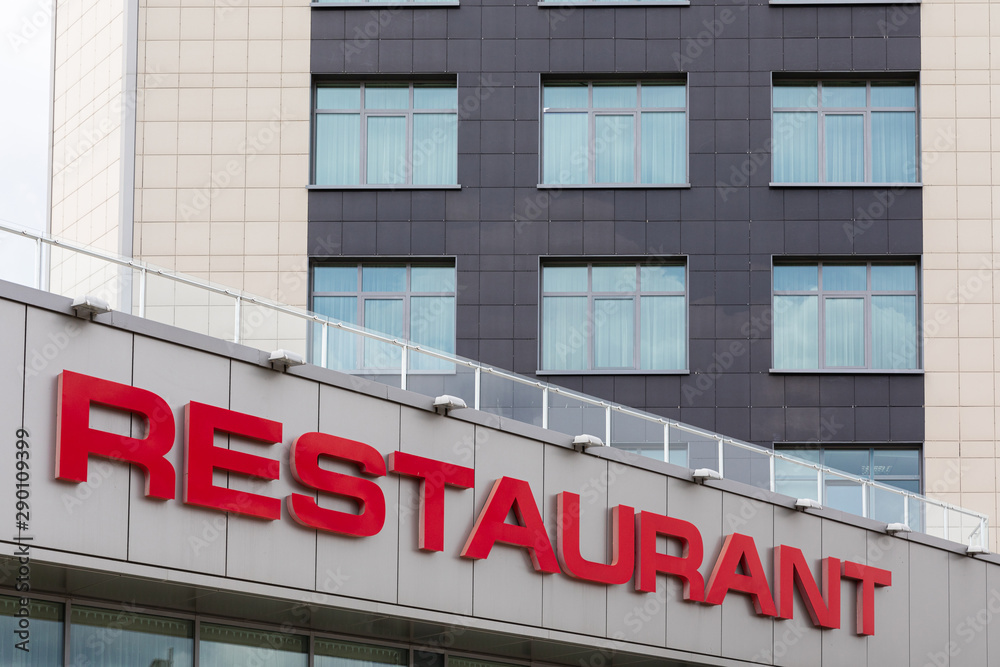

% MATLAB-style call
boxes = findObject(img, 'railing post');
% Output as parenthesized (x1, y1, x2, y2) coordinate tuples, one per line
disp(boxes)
(138, 268, 147, 318)
(320, 322, 329, 369)
(35, 237, 43, 289)
(717, 437, 724, 478)
(769, 452, 776, 493)
(663, 422, 670, 464)
(400, 345, 407, 391)
(943, 507, 950, 542)
(861, 482, 869, 518)
(233, 296, 242, 345)
(816, 468, 823, 505)
(903, 493, 910, 528)
(981, 517, 989, 552)
(605, 405, 612, 447)
(541, 386, 548, 430)
(474, 367, 481, 411)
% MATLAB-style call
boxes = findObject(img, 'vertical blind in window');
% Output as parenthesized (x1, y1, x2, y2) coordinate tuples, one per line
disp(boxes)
(315, 83, 458, 186)
(772, 81, 918, 184)
(70, 606, 194, 667)
(541, 262, 686, 372)
(772, 262, 919, 370)
(542, 82, 686, 185)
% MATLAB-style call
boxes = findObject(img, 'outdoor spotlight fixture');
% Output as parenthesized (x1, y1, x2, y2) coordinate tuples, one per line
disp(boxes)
(268, 349, 305, 372)
(71, 295, 112, 319)
(885, 523, 911, 536)
(571, 434, 605, 452)
(692, 468, 723, 484)
(794, 498, 823, 511)
(433, 394, 468, 415)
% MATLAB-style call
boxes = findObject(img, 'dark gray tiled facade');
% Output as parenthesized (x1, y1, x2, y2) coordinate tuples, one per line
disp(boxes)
(308, 0, 923, 448)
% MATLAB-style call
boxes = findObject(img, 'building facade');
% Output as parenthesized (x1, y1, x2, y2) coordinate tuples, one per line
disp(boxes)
(44, 0, 1000, 549)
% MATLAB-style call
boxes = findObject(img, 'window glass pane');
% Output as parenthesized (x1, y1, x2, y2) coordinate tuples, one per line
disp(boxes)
(542, 296, 588, 370)
(315, 296, 358, 370)
(871, 83, 916, 107)
(411, 266, 455, 292)
(595, 115, 635, 183)
(872, 111, 917, 183)
(315, 639, 408, 667)
(367, 116, 407, 185)
(593, 264, 636, 292)
(823, 264, 866, 291)
(594, 298, 634, 368)
(543, 112, 588, 184)
(824, 114, 864, 182)
(317, 86, 361, 109)
(411, 296, 455, 369)
(315, 114, 361, 185)
(825, 479, 864, 516)
(872, 295, 917, 369)
(412, 113, 457, 185)
(364, 84, 409, 109)
(884, 478, 920, 494)
(821, 82, 866, 108)
(640, 295, 685, 370)
(773, 295, 818, 369)
(72, 606, 194, 667)
(413, 85, 457, 109)
(544, 84, 589, 109)
(544, 266, 588, 292)
(362, 266, 406, 292)
(779, 447, 821, 465)
(364, 299, 404, 368)
(773, 265, 818, 291)
(641, 111, 685, 184)
(873, 449, 920, 478)
(872, 264, 916, 291)
(641, 83, 685, 108)
(0, 596, 63, 666)
(199, 623, 306, 667)
(314, 266, 358, 292)
(824, 449, 869, 477)
(825, 298, 865, 367)
(640, 264, 685, 291)
(593, 83, 637, 108)
(772, 112, 818, 182)
(773, 84, 818, 108)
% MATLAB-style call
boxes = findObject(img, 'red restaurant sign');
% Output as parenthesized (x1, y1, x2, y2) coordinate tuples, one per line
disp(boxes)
(55, 370, 891, 636)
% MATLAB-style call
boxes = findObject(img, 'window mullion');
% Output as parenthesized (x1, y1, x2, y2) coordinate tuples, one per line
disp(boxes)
(407, 85, 414, 185)
(360, 84, 368, 186)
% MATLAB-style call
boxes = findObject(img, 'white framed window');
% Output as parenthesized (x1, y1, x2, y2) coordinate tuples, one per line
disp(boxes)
(313, 83, 458, 187)
(539, 261, 687, 373)
(311, 262, 456, 371)
(771, 261, 920, 371)
(540, 81, 687, 187)
(771, 80, 918, 185)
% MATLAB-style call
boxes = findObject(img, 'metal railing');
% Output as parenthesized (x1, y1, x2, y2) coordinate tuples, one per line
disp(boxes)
(0, 221, 988, 551)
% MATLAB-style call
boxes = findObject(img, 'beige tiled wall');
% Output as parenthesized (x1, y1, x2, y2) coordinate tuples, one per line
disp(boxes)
(922, 0, 1000, 550)
(134, 0, 311, 310)
(50, 0, 127, 301)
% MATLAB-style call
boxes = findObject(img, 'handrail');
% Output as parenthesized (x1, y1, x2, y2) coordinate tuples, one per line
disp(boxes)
(0, 220, 988, 551)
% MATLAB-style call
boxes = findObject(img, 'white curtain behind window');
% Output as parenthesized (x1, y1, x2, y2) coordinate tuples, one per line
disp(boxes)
(412, 113, 457, 185)
(825, 298, 865, 367)
(641, 111, 685, 184)
(872, 111, 916, 183)
(824, 114, 864, 182)
(872, 295, 917, 369)
(315, 114, 360, 185)
(773, 295, 818, 368)
(367, 116, 406, 185)
(543, 296, 588, 370)
(772, 112, 818, 183)
(594, 298, 633, 368)
(640, 295, 685, 370)
(543, 112, 588, 184)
